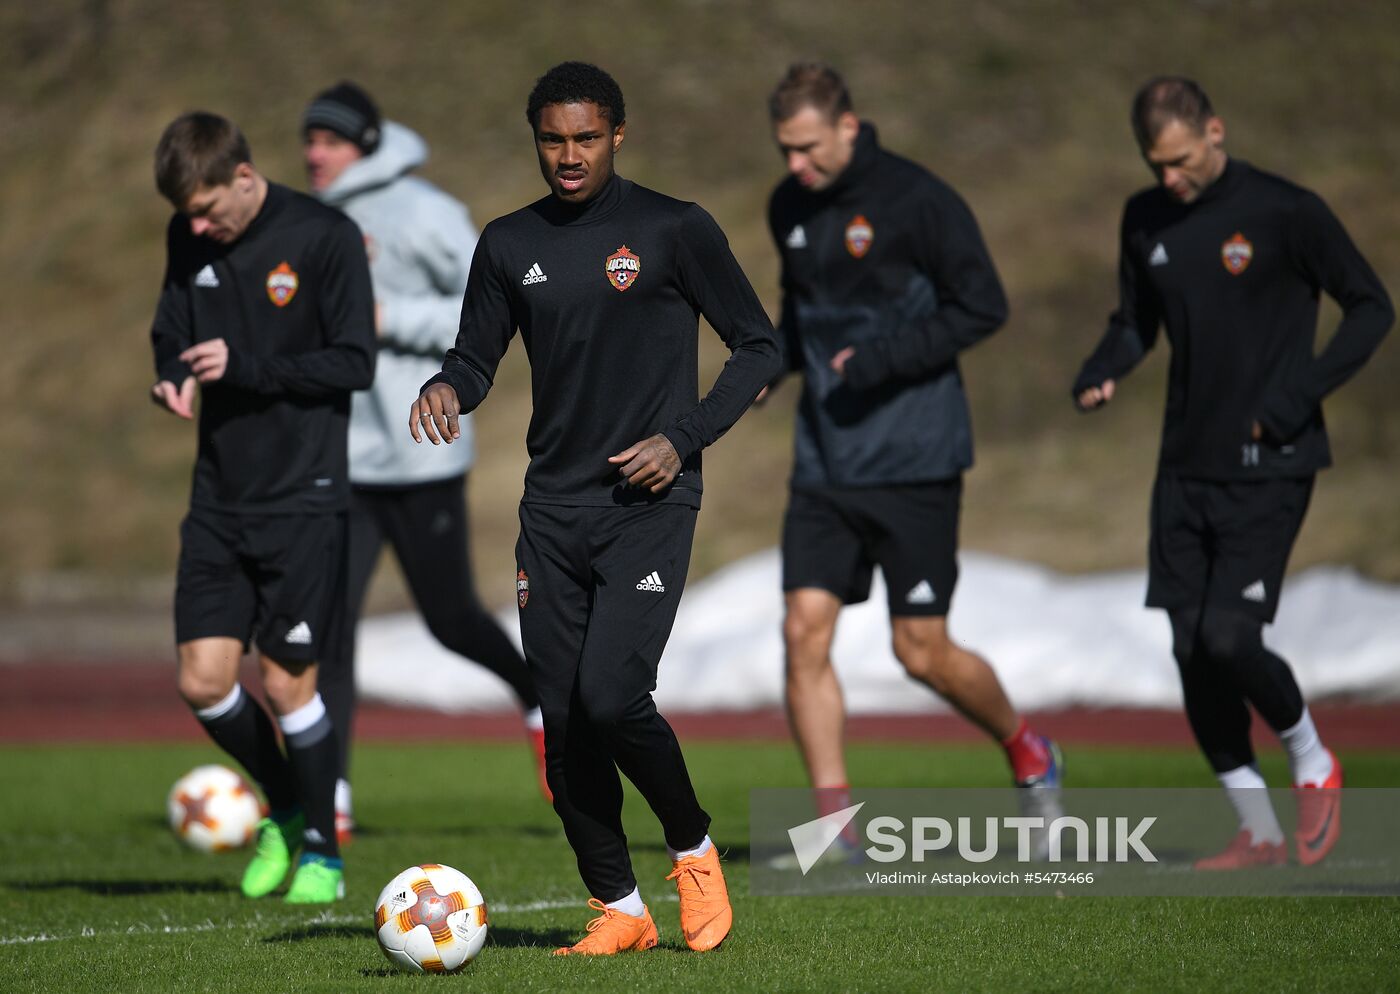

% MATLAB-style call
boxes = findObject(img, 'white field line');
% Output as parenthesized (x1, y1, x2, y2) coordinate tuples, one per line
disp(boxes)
(0, 894, 678, 947)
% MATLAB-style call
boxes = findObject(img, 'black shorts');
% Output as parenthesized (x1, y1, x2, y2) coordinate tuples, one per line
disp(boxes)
(781, 480, 961, 616)
(175, 508, 346, 663)
(1147, 473, 1314, 623)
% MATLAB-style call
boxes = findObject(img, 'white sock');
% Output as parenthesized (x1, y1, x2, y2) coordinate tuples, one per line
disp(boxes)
(523, 706, 544, 731)
(1217, 764, 1284, 845)
(194, 683, 243, 721)
(335, 778, 352, 818)
(1278, 708, 1334, 786)
(667, 834, 714, 862)
(277, 693, 327, 736)
(605, 886, 645, 918)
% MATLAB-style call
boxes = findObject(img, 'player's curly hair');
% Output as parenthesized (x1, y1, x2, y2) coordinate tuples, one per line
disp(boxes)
(526, 62, 626, 130)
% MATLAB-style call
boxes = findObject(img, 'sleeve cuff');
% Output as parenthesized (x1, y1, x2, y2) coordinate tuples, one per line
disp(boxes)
(221, 350, 253, 389)
(841, 349, 886, 391)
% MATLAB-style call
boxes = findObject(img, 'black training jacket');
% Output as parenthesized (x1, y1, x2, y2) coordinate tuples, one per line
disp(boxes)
(427, 176, 779, 508)
(768, 123, 1008, 488)
(1074, 159, 1392, 479)
(151, 182, 376, 513)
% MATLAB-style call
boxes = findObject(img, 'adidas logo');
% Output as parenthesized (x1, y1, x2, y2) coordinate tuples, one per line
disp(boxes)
(1148, 243, 1169, 266)
(521, 262, 548, 285)
(636, 571, 666, 593)
(905, 580, 936, 605)
(1241, 580, 1267, 603)
(304, 827, 326, 844)
(285, 621, 313, 645)
(786, 225, 808, 249)
(195, 264, 220, 287)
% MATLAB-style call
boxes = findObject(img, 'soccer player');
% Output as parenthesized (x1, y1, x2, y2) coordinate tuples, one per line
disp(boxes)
(1073, 77, 1392, 868)
(763, 64, 1061, 848)
(301, 82, 547, 841)
(149, 112, 375, 903)
(409, 63, 778, 954)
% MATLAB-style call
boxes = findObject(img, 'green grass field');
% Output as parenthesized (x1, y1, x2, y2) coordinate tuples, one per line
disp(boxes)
(3, 741, 1398, 992)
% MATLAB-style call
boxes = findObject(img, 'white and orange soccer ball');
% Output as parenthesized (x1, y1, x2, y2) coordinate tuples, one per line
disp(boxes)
(374, 864, 489, 973)
(166, 764, 263, 853)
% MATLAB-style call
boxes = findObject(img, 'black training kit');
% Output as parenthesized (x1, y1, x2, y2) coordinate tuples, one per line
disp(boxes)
(1075, 158, 1392, 479)
(768, 123, 1008, 487)
(427, 175, 779, 507)
(151, 182, 376, 512)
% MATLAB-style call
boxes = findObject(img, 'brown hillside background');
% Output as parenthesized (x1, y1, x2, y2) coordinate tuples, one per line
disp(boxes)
(2, 1, 1397, 622)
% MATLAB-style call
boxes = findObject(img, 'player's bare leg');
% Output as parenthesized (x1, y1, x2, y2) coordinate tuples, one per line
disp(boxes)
(782, 588, 847, 787)
(890, 617, 1018, 740)
(176, 637, 244, 710)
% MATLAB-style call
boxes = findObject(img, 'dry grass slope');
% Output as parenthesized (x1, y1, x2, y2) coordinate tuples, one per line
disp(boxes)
(3, 1, 1398, 611)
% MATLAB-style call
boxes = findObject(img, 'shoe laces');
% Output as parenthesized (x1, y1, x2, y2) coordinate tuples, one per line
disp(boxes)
(666, 858, 713, 897)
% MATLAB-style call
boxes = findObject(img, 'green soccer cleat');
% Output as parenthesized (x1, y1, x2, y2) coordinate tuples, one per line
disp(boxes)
(240, 813, 303, 899)
(283, 854, 345, 904)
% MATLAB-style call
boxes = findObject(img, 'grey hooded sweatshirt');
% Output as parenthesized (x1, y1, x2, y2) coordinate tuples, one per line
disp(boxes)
(317, 121, 478, 485)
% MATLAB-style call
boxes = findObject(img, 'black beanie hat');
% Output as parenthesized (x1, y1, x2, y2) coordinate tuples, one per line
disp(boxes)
(303, 81, 381, 154)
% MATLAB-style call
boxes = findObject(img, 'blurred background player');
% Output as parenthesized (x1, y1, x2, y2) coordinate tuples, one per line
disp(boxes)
(301, 82, 546, 842)
(410, 62, 778, 955)
(763, 63, 1061, 855)
(1073, 76, 1392, 868)
(149, 112, 376, 902)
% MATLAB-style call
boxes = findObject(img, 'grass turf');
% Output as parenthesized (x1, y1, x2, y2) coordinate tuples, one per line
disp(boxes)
(2, 740, 1397, 992)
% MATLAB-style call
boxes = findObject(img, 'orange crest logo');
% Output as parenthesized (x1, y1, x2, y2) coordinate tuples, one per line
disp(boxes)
(1221, 232, 1253, 275)
(605, 245, 641, 291)
(845, 215, 874, 258)
(266, 261, 300, 306)
(517, 569, 529, 609)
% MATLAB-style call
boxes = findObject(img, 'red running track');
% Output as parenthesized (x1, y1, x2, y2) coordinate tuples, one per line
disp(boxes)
(1, 659, 1395, 748)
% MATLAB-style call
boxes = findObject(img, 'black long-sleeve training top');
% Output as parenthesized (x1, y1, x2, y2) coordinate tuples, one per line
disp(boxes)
(768, 123, 1008, 488)
(427, 175, 780, 508)
(1075, 158, 1392, 479)
(151, 182, 377, 513)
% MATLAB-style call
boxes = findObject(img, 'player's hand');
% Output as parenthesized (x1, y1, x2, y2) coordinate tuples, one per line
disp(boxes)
(830, 346, 856, 377)
(754, 385, 771, 405)
(1251, 420, 1262, 441)
(608, 433, 681, 493)
(151, 377, 196, 419)
(179, 339, 230, 384)
(1076, 379, 1116, 411)
(409, 383, 461, 445)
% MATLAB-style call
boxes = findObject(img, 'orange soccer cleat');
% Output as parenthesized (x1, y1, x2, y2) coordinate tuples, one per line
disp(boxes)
(667, 846, 732, 951)
(1193, 830, 1287, 871)
(1294, 750, 1343, 867)
(552, 898, 658, 956)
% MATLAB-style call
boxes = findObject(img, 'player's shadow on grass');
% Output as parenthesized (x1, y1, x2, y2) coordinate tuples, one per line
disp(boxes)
(264, 923, 375, 943)
(488, 925, 575, 948)
(9, 878, 231, 896)
(355, 823, 560, 841)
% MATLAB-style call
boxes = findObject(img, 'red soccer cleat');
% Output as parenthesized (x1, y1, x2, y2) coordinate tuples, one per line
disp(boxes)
(1194, 830, 1287, 871)
(1294, 749, 1343, 867)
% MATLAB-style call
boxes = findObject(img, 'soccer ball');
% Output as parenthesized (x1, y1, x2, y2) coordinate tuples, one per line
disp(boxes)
(374, 864, 489, 973)
(166, 764, 263, 853)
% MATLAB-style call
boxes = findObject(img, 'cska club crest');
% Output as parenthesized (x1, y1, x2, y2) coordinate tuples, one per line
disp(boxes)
(517, 569, 530, 609)
(1221, 232, 1253, 275)
(605, 245, 641, 291)
(845, 215, 874, 258)
(266, 261, 300, 306)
